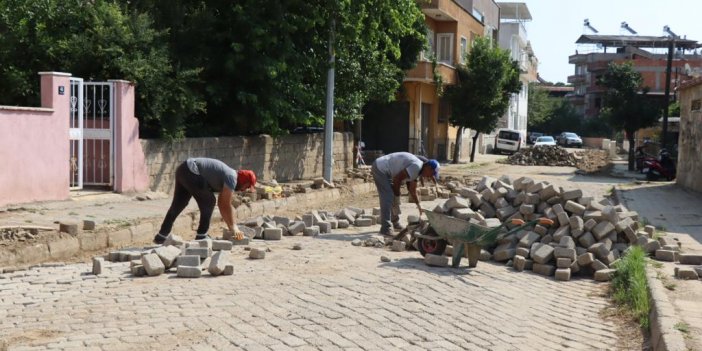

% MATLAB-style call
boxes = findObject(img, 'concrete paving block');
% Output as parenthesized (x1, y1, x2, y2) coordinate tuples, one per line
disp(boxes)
(223, 264, 234, 276)
(577, 252, 594, 266)
(557, 212, 570, 228)
(328, 219, 338, 229)
(540, 234, 553, 245)
(232, 237, 250, 246)
(583, 218, 597, 232)
(48, 236, 80, 260)
(287, 221, 306, 235)
(594, 269, 616, 282)
(302, 214, 315, 227)
(552, 226, 570, 242)
(555, 268, 571, 281)
(59, 221, 80, 236)
(533, 225, 548, 236)
(445, 196, 470, 210)
(177, 266, 202, 278)
(515, 247, 530, 258)
(559, 236, 576, 249)
(249, 248, 266, 259)
(208, 251, 229, 276)
(562, 189, 583, 201)
(493, 244, 516, 262)
(533, 263, 556, 276)
(615, 217, 635, 233)
(479, 249, 493, 261)
(355, 218, 372, 227)
(694, 266, 702, 277)
(303, 226, 320, 237)
(513, 255, 527, 271)
(196, 239, 213, 249)
(623, 226, 637, 244)
(591, 259, 608, 271)
(644, 240, 662, 254)
(588, 243, 609, 260)
(425, 254, 449, 267)
(583, 211, 603, 222)
(337, 219, 350, 229)
(176, 255, 200, 267)
(570, 260, 581, 274)
(531, 243, 554, 264)
(317, 221, 331, 234)
(675, 267, 699, 280)
(644, 225, 656, 237)
(83, 220, 96, 231)
(564, 200, 586, 216)
(164, 234, 184, 247)
(212, 240, 233, 251)
(273, 216, 291, 227)
(556, 258, 572, 268)
(569, 216, 584, 231)
(554, 247, 576, 261)
(184, 247, 210, 259)
(155, 245, 181, 268)
(655, 250, 677, 262)
(592, 221, 615, 240)
(141, 253, 165, 276)
(679, 254, 702, 265)
(92, 257, 104, 275)
(131, 265, 147, 277)
(539, 184, 559, 200)
(602, 206, 620, 224)
(391, 240, 406, 252)
(518, 232, 540, 248)
(263, 228, 283, 240)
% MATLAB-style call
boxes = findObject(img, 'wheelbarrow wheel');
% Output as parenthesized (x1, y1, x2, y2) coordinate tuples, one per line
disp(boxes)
(417, 228, 447, 257)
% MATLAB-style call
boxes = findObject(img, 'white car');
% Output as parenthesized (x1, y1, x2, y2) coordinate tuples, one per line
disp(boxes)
(534, 136, 556, 147)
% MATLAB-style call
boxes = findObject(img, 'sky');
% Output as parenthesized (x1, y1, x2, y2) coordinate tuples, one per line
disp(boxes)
(518, 0, 702, 83)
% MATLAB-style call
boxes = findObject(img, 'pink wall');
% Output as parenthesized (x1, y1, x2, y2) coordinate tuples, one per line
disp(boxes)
(112, 80, 149, 193)
(0, 72, 71, 207)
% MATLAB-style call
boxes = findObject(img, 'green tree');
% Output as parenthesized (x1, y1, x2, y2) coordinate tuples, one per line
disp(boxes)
(598, 62, 659, 170)
(0, 0, 203, 139)
(125, 0, 426, 136)
(527, 83, 556, 130)
(445, 37, 521, 163)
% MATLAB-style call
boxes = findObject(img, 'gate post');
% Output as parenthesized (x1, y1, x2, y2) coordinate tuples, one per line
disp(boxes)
(110, 80, 149, 193)
(39, 72, 72, 198)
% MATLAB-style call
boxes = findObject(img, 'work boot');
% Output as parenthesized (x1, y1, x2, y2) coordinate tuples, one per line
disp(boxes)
(152, 233, 170, 245)
(392, 221, 404, 230)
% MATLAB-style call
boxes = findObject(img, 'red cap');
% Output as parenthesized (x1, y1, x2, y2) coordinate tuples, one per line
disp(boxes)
(237, 170, 257, 190)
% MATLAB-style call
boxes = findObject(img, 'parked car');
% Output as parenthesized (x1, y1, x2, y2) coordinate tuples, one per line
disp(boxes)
(533, 136, 556, 147)
(528, 132, 543, 145)
(557, 132, 583, 148)
(493, 128, 524, 154)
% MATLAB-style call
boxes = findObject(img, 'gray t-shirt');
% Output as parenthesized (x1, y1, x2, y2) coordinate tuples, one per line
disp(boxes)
(186, 158, 237, 192)
(374, 152, 423, 181)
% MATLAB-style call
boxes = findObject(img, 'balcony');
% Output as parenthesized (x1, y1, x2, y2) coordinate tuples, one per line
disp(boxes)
(405, 61, 456, 85)
(567, 74, 585, 84)
(569, 54, 587, 64)
(420, 0, 459, 22)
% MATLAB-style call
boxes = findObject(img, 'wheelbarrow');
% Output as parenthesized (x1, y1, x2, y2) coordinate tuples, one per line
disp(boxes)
(416, 210, 555, 268)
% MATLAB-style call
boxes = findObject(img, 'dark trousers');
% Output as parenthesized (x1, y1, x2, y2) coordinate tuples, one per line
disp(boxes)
(158, 162, 216, 235)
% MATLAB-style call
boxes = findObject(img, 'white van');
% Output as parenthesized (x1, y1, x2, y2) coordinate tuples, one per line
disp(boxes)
(494, 128, 524, 154)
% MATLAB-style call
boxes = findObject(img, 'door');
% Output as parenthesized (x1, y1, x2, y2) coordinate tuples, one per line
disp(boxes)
(420, 103, 431, 156)
(68, 80, 114, 190)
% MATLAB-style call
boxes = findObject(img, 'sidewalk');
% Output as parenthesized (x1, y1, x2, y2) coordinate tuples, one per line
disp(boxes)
(617, 181, 702, 351)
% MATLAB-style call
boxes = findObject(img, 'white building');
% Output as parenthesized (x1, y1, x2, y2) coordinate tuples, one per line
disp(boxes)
(496, 2, 538, 137)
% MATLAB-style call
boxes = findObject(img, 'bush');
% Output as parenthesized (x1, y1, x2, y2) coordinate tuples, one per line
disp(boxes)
(611, 246, 650, 329)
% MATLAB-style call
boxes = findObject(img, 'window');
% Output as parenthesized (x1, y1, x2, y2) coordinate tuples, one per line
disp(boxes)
(472, 8, 484, 23)
(595, 97, 602, 108)
(436, 33, 454, 65)
(460, 37, 468, 64)
(421, 29, 435, 61)
(692, 99, 701, 111)
(438, 99, 451, 123)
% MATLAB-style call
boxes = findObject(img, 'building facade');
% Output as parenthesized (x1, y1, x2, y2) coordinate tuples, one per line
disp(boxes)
(362, 0, 499, 161)
(495, 2, 538, 137)
(567, 35, 702, 119)
(676, 77, 702, 192)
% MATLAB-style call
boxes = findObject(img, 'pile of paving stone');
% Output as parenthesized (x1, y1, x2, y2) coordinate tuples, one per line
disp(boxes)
(506, 146, 577, 167)
(430, 175, 659, 281)
(346, 166, 373, 182)
(0, 227, 39, 243)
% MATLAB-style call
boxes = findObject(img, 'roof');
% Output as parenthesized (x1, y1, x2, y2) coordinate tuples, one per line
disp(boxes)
(536, 86, 574, 92)
(497, 2, 532, 21)
(575, 35, 700, 49)
(679, 77, 702, 90)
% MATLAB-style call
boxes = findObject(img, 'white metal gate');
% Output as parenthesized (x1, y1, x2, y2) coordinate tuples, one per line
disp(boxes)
(69, 79, 114, 189)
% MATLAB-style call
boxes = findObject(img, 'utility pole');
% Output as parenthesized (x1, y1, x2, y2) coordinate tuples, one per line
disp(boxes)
(323, 18, 335, 182)
(662, 38, 674, 150)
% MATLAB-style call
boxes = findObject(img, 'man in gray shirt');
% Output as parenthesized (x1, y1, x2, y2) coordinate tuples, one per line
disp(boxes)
(153, 158, 257, 244)
(371, 152, 439, 236)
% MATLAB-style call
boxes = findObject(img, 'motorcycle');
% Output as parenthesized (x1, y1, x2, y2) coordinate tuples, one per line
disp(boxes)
(635, 142, 656, 173)
(642, 149, 676, 181)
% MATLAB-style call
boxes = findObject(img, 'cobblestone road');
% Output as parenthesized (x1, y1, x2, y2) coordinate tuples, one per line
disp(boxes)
(2, 225, 619, 351)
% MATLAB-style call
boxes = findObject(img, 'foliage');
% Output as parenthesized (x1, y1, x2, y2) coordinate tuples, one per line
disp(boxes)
(0, 0, 203, 139)
(527, 83, 556, 129)
(598, 62, 659, 170)
(611, 246, 650, 329)
(445, 37, 521, 162)
(125, 0, 427, 136)
(668, 100, 680, 116)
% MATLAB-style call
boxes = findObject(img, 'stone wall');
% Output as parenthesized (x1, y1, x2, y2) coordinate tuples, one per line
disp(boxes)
(141, 132, 353, 193)
(677, 81, 702, 192)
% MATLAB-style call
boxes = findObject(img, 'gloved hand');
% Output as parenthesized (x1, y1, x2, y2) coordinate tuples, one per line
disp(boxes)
(224, 225, 244, 241)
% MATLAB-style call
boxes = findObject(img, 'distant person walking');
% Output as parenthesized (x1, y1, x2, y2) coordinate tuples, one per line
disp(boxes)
(371, 152, 439, 236)
(153, 158, 257, 244)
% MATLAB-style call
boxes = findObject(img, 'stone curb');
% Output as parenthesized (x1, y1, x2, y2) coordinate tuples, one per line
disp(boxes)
(615, 185, 688, 351)
(0, 182, 375, 271)
(645, 267, 688, 351)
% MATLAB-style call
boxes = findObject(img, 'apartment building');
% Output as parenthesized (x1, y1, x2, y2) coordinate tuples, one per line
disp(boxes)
(567, 34, 702, 119)
(362, 0, 499, 161)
